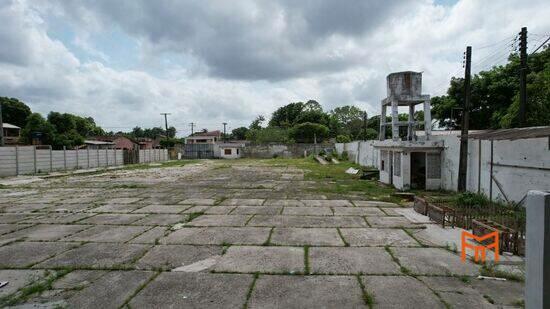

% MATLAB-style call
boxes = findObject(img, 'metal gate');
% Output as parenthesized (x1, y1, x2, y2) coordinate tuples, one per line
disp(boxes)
(183, 144, 214, 159)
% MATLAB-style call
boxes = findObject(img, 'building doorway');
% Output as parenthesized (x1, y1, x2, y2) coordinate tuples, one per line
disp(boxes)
(410, 152, 426, 189)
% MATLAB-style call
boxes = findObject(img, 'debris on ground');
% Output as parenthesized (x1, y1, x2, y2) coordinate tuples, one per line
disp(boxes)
(477, 276, 507, 281)
(345, 167, 359, 174)
(0, 281, 8, 289)
(314, 156, 329, 165)
(331, 158, 340, 164)
(172, 256, 220, 272)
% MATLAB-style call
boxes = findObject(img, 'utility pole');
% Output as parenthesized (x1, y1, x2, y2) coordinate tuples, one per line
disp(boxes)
(458, 46, 472, 192)
(160, 113, 171, 134)
(189, 122, 195, 136)
(222, 122, 227, 142)
(362, 111, 368, 141)
(0, 101, 4, 146)
(519, 27, 528, 127)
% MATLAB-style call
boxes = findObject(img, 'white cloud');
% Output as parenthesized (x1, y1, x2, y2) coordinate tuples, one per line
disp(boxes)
(0, 0, 548, 136)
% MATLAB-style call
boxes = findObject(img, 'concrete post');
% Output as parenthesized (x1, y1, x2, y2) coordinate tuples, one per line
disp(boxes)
(407, 104, 414, 141)
(87, 148, 90, 168)
(391, 100, 399, 141)
(114, 148, 117, 165)
(76, 148, 79, 169)
(525, 190, 550, 309)
(33, 145, 37, 174)
(105, 148, 108, 167)
(15, 145, 19, 175)
(380, 104, 386, 141)
(63, 146, 67, 171)
(49, 146, 52, 172)
(423, 100, 431, 140)
(97, 148, 99, 167)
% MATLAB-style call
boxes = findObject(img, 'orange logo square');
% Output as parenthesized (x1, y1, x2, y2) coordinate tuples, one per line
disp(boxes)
(461, 231, 499, 263)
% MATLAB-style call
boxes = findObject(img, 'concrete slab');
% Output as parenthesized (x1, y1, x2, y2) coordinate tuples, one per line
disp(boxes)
(67, 271, 154, 308)
(362, 276, 445, 308)
(0, 213, 40, 224)
(0, 269, 44, 297)
(418, 276, 479, 293)
(248, 275, 365, 309)
(214, 246, 304, 274)
(179, 198, 217, 205)
(132, 214, 186, 226)
(270, 228, 344, 246)
(220, 198, 265, 206)
(301, 200, 352, 207)
(0, 241, 75, 267)
(132, 204, 191, 214)
(129, 272, 252, 308)
(52, 270, 107, 290)
(88, 203, 143, 213)
(283, 207, 332, 216)
(339, 228, 420, 247)
(439, 291, 495, 308)
(310, 247, 400, 275)
(231, 206, 282, 215)
(186, 215, 251, 227)
(129, 226, 167, 244)
(263, 199, 305, 207)
(102, 197, 142, 204)
(353, 201, 400, 207)
(0, 223, 30, 235)
(204, 206, 236, 215)
(181, 205, 211, 213)
(469, 278, 525, 306)
(136, 245, 222, 270)
(333, 207, 385, 216)
(36, 243, 150, 269)
(79, 214, 147, 225)
(162, 227, 271, 245)
(392, 248, 480, 276)
(248, 215, 367, 228)
(367, 216, 420, 228)
(1, 224, 88, 241)
(64, 225, 150, 242)
(392, 207, 433, 223)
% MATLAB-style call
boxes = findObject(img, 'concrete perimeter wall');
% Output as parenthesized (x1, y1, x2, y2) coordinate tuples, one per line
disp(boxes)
(336, 134, 550, 202)
(0, 147, 168, 177)
(138, 149, 169, 163)
(242, 143, 334, 158)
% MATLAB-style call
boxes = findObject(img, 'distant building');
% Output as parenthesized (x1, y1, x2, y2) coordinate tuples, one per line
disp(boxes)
(218, 143, 243, 159)
(136, 137, 154, 149)
(185, 130, 221, 144)
(1, 123, 21, 145)
(84, 140, 115, 149)
(93, 136, 139, 150)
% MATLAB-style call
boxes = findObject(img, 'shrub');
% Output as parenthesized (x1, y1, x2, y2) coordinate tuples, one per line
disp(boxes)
(289, 122, 329, 143)
(340, 151, 349, 161)
(336, 135, 352, 143)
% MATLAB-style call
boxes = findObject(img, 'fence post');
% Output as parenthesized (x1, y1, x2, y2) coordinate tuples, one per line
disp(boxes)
(97, 148, 99, 167)
(149, 149, 152, 162)
(63, 146, 67, 171)
(525, 190, 550, 309)
(87, 147, 90, 168)
(49, 145, 52, 172)
(15, 145, 19, 175)
(114, 148, 117, 165)
(33, 145, 37, 174)
(105, 148, 108, 167)
(76, 148, 79, 169)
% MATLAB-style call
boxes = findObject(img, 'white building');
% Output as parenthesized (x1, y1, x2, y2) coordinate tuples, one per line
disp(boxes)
(217, 143, 243, 159)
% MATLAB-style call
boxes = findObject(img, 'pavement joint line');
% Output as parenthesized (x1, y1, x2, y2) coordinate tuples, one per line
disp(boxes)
(121, 271, 161, 308)
(242, 273, 260, 309)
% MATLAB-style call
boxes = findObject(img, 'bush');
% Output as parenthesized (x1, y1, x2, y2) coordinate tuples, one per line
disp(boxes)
(289, 122, 329, 143)
(246, 127, 292, 144)
(336, 135, 351, 143)
(318, 149, 326, 156)
(454, 192, 489, 209)
(340, 151, 349, 161)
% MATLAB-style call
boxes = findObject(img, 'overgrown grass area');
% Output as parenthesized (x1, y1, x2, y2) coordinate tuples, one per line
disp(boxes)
(122, 159, 199, 171)
(246, 157, 399, 202)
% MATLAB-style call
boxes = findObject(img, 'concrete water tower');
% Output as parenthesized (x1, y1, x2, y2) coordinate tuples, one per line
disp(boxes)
(379, 71, 431, 141)
(374, 71, 443, 191)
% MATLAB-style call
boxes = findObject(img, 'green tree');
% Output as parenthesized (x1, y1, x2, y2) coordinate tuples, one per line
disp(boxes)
(268, 102, 304, 128)
(0, 97, 32, 127)
(249, 115, 265, 130)
(19, 113, 55, 145)
(329, 105, 365, 139)
(290, 122, 329, 143)
(246, 127, 291, 144)
(335, 135, 351, 143)
(231, 127, 249, 140)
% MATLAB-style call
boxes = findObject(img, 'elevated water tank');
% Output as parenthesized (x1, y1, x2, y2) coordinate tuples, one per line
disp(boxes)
(386, 71, 422, 98)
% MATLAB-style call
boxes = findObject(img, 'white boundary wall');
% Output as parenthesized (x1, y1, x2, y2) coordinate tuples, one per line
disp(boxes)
(336, 133, 550, 202)
(138, 149, 168, 163)
(0, 146, 123, 176)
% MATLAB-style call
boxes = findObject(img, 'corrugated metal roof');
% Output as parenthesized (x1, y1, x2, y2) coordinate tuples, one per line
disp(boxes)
(1, 123, 20, 129)
(84, 140, 115, 145)
(465, 126, 550, 140)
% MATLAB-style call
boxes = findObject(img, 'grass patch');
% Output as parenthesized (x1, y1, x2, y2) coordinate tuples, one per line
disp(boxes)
(483, 294, 495, 304)
(480, 263, 525, 282)
(0, 269, 71, 307)
(356, 274, 374, 308)
(186, 211, 205, 222)
(243, 273, 259, 309)
(123, 160, 198, 171)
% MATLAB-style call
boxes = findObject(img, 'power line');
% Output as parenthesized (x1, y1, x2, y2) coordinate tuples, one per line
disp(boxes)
(530, 35, 550, 55)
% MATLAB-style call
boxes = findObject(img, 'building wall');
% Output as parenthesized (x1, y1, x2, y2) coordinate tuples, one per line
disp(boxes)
(220, 147, 241, 159)
(336, 134, 550, 202)
(241, 143, 333, 158)
(138, 149, 169, 163)
(114, 137, 137, 150)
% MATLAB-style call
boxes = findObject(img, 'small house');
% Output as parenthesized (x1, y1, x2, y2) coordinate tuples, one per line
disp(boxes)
(1, 123, 21, 145)
(185, 130, 221, 144)
(217, 143, 243, 159)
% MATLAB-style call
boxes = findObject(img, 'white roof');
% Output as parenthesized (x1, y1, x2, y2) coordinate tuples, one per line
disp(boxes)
(2, 123, 20, 129)
(84, 140, 114, 145)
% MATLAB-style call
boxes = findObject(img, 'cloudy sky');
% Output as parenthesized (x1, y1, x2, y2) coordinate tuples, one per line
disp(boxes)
(1, 0, 549, 136)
